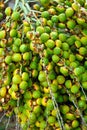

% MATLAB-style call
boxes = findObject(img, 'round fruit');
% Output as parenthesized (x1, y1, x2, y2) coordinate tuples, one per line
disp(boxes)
(40, 33, 49, 43)
(65, 7, 74, 17)
(12, 11, 20, 21)
(12, 74, 21, 84)
(12, 53, 22, 62)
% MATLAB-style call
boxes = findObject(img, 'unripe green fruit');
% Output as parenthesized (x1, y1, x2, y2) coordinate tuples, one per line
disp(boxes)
(12, 45, 19, 52)
(10, 29, 17, 37)
(5, 7, 12, 16)
(77, 18, 85, 25)
(12, 74, 21, 84)
(82, 82, 87, 90)
(67, 20, 76, 29)
(71, 85, 79, 94)
(65, 7, 74, 17)
(61, 105, 69, 114)
(19, 81, 28, 90)
(78, 100, 86, 108)
(22, 72, 29, 81)
(72, 120, 79, 128)
(58, 23, 66, 29)
(40, 120, 46, 129)
(41, 11, 50, 19)
(48, 116, 56, 124)
(12, 53, 22, 62)
(66, 113, 75, 120)
(53, 47, 61, 55)
(76, 54, 83, 61)
(81, 36, 87, 46)
(79, 47, 87, 55)
(45, 39, 55, 48)
(44, 26, 51, 34)
(56, 5, 65, 13)
(74, 67, 83, 76)
(29, 113, 36, 124)
(0, 12, 3, 20)
(36, 26, 44, 35)
(57, 75, 65, 84)
(12, 11, 20, 21)
(65, 80, 72, 89)
(50, 84, 58, 93)
(30, 61, 37, 69)
(47, 20, 53, 28)
(11, 84, 18, 91)
(47, 99, 54, 110)
(60, 66, 68, 76)
(14, 38, 21, 46)
(52, 55, 59, 63)
(58, 13, 66, 22)
(33, 105, 42, 114)
(33, 90, 41, 98)
(40, 33, 49, 43)
(72, 3, 80, 11)
(5, 55, 12, 64)
(59, 33, 67, 42)
(38, 71, 46, 82)
(51, 15, 58, 23)
(20, 44, 28, 53)
(62, 42, 69, 51)
(40, 0, 50, 7)
(75, 40, 81, 48)
(23, 52, 31, 60)
(50, 31, 58, 40)
(0, 30, 6, 39)
(24, 91, 32, 99)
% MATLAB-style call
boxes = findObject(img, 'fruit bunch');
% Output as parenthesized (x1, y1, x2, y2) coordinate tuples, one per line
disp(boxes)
(0, 0, 87, 129)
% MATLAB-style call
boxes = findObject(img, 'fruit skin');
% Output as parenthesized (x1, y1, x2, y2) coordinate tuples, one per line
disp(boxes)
(72, 120, 79, 128)
(0, 30, 6, 39)
(0, 87, 7, 97)
(19, 81, 28, 90)
(45, 39, 55, 48)
(40, 0, 50, 7)
(12, 53, 22, 62)
(40, 33, 49, 43)
(12, 74, 21, 84)
(10, 29, 17, 37)
(5, 7, 12, 16)
(65, 7, 74, 17)
(71, 85, 79, 94)
(12, 11, 20, 21)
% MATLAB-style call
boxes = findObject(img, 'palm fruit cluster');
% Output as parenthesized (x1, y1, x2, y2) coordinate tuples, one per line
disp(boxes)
(0, 0, 87, 129)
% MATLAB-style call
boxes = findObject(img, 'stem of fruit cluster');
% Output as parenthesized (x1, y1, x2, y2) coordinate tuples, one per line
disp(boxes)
(66, 89, 87, 127)
(15, 98, 20, 130)
(5, 116, 11, 130)
(0, 111, 6, 123)
(63, 60, 87, 101)
(14, 0, 20, 10)
(4, 0, 9, 3)
(39, 51, 65, 130)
